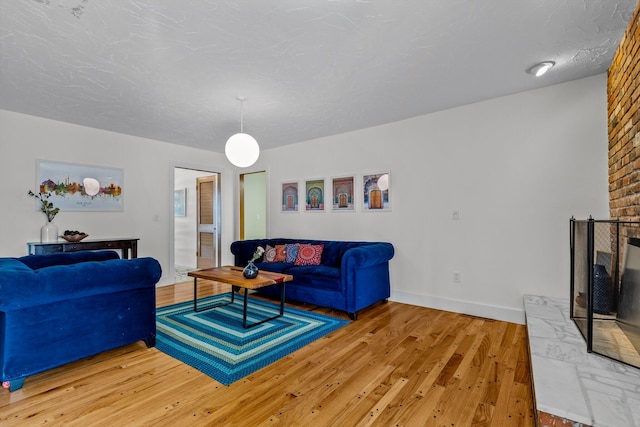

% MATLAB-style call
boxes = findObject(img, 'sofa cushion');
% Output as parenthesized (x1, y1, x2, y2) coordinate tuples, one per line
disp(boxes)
(0, 257, 162, 309)
(294, 244, 323, 266)
(254, 262, 291, 274)
(285, 265, 340, 290)
(19, 250, 120, 270)
(274, 245, 287, 262)
(0, 258, 32, 272)
(285, 243, 300, 263)
(264, 245, 276, 262)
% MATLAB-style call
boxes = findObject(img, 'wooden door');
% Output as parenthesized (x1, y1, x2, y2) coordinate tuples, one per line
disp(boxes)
(196, 175, 219, 269)
(369, 189, 383, 209)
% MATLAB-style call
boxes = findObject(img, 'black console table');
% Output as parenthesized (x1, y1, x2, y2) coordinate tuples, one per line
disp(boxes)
(27, 238, 139, 259)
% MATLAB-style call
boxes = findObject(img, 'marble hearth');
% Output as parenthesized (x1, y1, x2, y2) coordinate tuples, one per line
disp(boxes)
(524, 295, 640, 426)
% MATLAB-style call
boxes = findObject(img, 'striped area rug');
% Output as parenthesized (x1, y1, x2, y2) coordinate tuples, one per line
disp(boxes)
(156, 293, 349, 385)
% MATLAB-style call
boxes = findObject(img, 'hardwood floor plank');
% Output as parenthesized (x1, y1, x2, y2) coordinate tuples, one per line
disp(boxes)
(0, 282, 535, 426)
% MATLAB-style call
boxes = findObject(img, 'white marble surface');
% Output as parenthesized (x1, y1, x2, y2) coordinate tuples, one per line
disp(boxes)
(524, 295, 640, 427)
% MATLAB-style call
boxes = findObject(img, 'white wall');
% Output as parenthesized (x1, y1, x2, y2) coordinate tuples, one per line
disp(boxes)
(250, 74, 610, 324)
(0, 110, 237, 285)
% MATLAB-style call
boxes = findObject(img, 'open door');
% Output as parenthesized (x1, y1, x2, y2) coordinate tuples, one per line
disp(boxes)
(240, 171, 266, 240)
(196, 175, 220, 269)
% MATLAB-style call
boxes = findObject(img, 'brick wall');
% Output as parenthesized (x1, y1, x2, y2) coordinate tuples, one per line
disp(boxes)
(609, 2, 640, 227)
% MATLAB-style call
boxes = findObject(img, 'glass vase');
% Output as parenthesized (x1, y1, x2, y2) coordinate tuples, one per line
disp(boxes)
(243, 261, 259, 279)
(40, 221, 58, 243)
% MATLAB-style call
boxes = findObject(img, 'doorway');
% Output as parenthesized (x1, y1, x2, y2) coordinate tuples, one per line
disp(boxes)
(240, 171, 266, 240)
(174, 167, 221, 282)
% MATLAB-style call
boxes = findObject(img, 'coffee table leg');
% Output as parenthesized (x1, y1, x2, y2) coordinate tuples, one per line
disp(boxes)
(193, 277, 198, 312)
(279, 282, 285, 316)
(239, 283, 287, 328)
(194, 278, 235, 313)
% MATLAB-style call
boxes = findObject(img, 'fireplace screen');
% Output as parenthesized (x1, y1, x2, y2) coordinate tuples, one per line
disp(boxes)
(570, 218, 640, 368)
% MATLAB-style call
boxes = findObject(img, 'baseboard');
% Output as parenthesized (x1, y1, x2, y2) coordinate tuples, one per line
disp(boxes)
(157, 276, 176, 287)
(390, 290, 525, 325)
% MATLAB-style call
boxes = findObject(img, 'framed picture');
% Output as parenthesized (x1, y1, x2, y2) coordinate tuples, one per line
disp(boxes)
(331, 176, 355, 211)
(362, 172, 390, 212)
(36, 160, 124, 211)
(281, 181, 299, 212)
(174, 188, 186, 216)
(305, 178, 325, 212)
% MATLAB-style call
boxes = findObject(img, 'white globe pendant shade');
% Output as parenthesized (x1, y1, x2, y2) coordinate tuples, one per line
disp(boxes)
(225, 132, 260, 168)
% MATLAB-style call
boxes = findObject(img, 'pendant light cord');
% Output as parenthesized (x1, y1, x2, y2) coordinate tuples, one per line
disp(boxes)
(239, 98, 244, 133)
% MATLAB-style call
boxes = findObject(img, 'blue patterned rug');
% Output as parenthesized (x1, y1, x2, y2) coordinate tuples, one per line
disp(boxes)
(156, 293, 349, 385)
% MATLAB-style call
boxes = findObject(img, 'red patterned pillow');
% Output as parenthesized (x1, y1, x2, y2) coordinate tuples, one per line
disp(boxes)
(274, 245, 287, 262)
(263, 245, 276, 262)
(294, 244, 324, 266)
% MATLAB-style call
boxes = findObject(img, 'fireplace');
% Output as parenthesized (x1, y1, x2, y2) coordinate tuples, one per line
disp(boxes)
(570, 218, 640, 367)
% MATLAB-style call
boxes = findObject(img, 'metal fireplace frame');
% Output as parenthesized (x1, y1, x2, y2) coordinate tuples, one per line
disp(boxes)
(570, 217, 640, 368)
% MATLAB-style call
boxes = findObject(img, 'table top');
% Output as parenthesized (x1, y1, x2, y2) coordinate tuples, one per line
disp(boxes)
(27, 238, 139, 246)
(188, 266, 293, 290)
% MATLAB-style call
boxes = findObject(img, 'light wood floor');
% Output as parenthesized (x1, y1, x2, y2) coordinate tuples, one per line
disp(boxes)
(0, 281, 535, 426)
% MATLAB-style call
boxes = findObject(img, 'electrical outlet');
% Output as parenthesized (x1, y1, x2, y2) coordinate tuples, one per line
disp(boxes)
(453, 271, 461, 282)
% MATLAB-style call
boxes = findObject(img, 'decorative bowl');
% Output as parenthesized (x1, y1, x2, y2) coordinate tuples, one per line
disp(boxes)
(60, 233, 89, 242)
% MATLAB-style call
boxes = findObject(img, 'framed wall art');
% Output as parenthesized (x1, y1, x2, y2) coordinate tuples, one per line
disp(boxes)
(281, 181, 299, 212)
(305, 178, 325, 212)
(362, 172, 390, 212)
(174, 188, 186, 216)
(331, 176, 355, 211)
(36, 160, 124, 211)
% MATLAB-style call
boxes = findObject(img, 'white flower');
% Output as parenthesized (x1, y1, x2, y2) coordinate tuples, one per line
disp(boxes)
(250, 246, 265, 262)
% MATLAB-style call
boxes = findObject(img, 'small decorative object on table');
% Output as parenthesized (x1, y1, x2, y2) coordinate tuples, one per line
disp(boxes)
(243, 246, 264, 279)
(28, 190, 60, 243)
(60, 230, 89, 242)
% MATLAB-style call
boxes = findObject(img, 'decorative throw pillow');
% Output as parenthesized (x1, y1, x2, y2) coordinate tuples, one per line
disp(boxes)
(263, 245, 276, 262)
(285, 243, 300, 263)
(294, 244, 324, 266)
(274, 245, 287, 262)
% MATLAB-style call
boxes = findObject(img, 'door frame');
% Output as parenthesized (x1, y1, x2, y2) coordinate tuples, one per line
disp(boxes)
(196, 174, 220, 269)
(169, 163, 222, 284)
(239, 170, 267, 240)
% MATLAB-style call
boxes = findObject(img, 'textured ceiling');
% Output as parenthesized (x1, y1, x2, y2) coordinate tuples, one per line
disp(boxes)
(0, 0, 637, 153)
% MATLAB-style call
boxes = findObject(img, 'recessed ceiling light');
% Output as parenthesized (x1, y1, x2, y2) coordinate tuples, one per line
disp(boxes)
(526, 61, 555, 77)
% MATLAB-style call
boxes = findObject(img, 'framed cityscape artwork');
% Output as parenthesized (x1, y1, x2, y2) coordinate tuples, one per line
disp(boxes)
(36, 160, 124, 211)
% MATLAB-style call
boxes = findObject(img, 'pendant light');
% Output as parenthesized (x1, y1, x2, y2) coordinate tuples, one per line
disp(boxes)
(225, 96, 260, 168)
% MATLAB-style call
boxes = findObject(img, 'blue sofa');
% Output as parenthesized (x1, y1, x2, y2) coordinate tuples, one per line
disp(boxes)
(230, 239, 394, 319)
(0, 250, 161, 391)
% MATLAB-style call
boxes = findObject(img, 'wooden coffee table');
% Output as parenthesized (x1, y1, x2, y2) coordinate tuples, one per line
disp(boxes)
(188, 266, 293, 328)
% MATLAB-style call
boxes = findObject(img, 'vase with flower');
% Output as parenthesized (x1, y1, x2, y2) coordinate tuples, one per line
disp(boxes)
(28, 190, 60, 243)
(243, 246, 265, 279)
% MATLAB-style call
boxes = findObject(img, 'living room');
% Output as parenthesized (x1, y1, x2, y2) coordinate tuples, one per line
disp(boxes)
(0, 71, 609, 324)
(1, 1, 638, 425)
